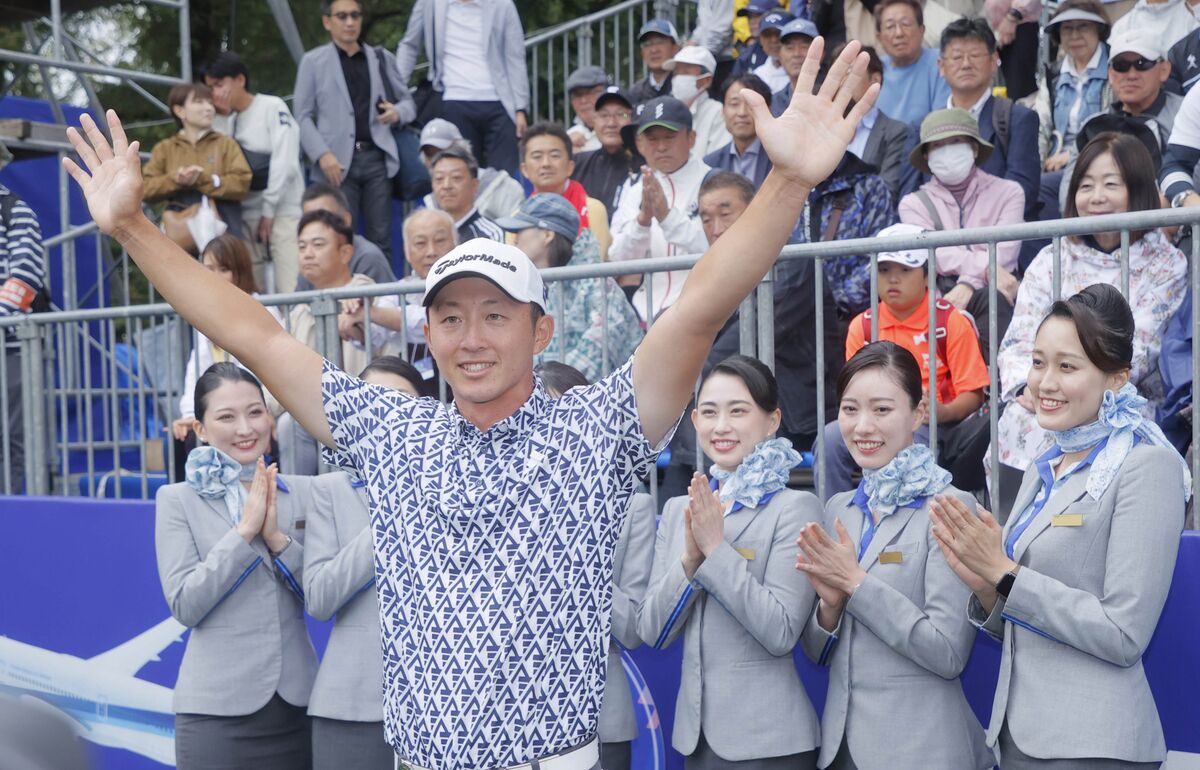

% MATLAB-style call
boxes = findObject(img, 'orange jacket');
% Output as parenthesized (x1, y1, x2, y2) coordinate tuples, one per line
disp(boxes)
(143, 130, 251, 203)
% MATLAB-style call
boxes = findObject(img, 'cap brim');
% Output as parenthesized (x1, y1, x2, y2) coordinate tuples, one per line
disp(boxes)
(494, 214, 538, 232)
(638, 120, 686, 134)
(876, 253, 928, 267)
(421, 138, 453, 151)
(1111, 46, 1161, 60)
(596, 93, 632, 110)
(1049, 8, 1109, 27)
(910, 132, 994, 174)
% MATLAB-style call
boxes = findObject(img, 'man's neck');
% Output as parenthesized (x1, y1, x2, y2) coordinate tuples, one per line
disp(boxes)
(446, 204, 473, 223)
(650, 69, 668, 85)
(232, 91, 255, 113)
(890, 50, 921, 68)
(733, 135, 756, 155)
(455, 374, 536, 431)
(334, 38, 361, 56)
(535, 180, 569, 195)
(1121, 94, 1158, 116)
(314, 272, 354, 291)
(951, 86, 989, 111)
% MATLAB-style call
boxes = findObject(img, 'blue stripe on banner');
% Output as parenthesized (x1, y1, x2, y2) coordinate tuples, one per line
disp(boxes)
(818, 633, 838, 666)
(275, 558, 304, 600)
(654, 584, 694, 649)
(1002, 613, 1059, 643)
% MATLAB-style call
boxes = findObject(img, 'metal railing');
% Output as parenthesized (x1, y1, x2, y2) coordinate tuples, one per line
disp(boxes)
(525, 0, 696, 123)
(1, 206, 1197, 509)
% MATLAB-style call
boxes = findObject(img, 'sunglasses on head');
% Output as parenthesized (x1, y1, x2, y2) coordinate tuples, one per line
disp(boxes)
(1110, 56, 1159, 73)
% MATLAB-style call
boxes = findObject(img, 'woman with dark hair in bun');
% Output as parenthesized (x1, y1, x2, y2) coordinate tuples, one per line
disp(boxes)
(933, 284, 1190, 769)
(641, 354, 824, 769)
(797, 341, 991, 770)
(156, 363, 315, 769)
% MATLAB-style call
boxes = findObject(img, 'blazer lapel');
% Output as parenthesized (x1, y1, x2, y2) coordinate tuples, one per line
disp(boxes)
(479, 0, 496, 55)
(860, 503, 922, 569)
(1002, 467, 1042, 539)
(863, 124, 881, 164)
(435, 0, 449, 72)
(328, 43, 353, 111)
(1012, 467, 1091, 562)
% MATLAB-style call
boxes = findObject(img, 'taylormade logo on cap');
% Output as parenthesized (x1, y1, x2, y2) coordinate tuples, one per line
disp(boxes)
(432, 251, 519, 275)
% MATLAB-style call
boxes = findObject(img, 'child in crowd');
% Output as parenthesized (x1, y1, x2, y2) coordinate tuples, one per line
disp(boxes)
(818, 223, 990, 498)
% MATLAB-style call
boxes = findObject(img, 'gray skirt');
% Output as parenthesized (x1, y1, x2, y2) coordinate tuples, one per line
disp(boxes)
(175, 693, 311, 770)
(312, 717, 392, 770)
(999, 724, 1160, 770)
(686, 732, 819, 770)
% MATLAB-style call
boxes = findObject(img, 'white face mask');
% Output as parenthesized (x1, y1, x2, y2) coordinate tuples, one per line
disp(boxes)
(671, 74, 702, 104)
(926, 142, 977, 185)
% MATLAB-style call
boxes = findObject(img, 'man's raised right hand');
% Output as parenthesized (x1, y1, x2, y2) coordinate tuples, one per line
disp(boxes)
(63, 110, 146, 237)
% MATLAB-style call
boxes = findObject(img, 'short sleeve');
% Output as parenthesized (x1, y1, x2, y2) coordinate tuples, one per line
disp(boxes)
(570, 355, 677, 480)
(946, 311, 991, 397)
(320, 358, 416, 473)
(845, 311, 867, 360)
(1168, 86, 1200, 150)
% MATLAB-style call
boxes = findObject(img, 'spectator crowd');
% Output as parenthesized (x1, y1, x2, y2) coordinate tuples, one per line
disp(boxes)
(6, 0, 1200, 767)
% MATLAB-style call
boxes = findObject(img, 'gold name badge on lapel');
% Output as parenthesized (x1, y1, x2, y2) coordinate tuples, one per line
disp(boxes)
(879, 551, 903, 564)
(1051, 513, 1083, 527)
(735, 548, 756, 561)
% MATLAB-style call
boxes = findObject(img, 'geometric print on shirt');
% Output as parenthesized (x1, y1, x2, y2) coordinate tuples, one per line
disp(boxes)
(321, 357, 665, 770)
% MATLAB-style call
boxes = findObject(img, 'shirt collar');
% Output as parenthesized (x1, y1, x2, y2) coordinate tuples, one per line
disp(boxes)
(453, 207, 479, 228)
(1060, 44, 1105, 78)
(450, 380, 551, 440)
(1034, 434, 1110, 486)
(708, 476, 780, 513)
(947, 90, 991, 120)
(730, 137, 762, 159)
(860, 105, 879, 130)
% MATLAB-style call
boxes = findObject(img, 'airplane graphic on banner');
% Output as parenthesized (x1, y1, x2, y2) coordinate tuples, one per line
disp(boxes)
(0, 617, 184, 766)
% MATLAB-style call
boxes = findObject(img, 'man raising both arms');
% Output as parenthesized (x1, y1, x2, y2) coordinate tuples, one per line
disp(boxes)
(63, 39, 875, 770)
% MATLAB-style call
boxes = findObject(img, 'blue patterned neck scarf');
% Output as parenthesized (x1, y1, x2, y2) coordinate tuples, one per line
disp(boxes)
(861, 443, 951, 519)
(185, 445, 251, 524)
(1050, 383, 1192, 501)
(709, 437, 801, 510)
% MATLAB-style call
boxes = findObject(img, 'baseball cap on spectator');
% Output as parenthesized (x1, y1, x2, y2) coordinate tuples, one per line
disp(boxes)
(420, 119, 463, 152)
(495, 193, 581, 241)
(620, 96, 693, 147)
(1074, 113, 1162, 167)
(1108, 28, 1163, 61)
(638, 19, 680, 44)
(779, 18, 819, 41)
(595, 85, 633, 111)
(759, 11, 796, 33)
(665, 45, 717, 74)
(874, 223, 929, 267)
(423, 238, 549, 313)
(909, 108, 993, 174)
(738, 0, 778, 16)
(566, 65, 611, 94)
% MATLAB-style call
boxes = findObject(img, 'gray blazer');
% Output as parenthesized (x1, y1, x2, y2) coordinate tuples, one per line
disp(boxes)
(293, 42, 416, 178)
(970, 443, 1184, 764)
(800, 485, 992, 770)
(304, 472, 384, 723)
(598, 492, 655, 743)
(862, 109, 909, 200)
(638, 488, 823, 761)
(155, 475, 317, 716)
(395, 0, 529, 123)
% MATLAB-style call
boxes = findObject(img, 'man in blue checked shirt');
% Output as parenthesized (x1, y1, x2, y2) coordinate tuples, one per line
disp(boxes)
(64, 38, 879, 770)
(0, 139, 46, 495)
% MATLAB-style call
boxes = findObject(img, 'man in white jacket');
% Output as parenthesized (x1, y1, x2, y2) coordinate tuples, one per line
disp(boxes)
(610, 96, 712, 322)
(205, 52, 304, 294)
(665, 46, 732, 156)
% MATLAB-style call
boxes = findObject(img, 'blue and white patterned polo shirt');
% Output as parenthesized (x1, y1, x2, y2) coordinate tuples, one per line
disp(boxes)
(321, 357, 666, 770)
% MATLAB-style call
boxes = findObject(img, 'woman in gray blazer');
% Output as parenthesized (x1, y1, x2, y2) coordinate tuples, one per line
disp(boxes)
(640, 355, 823, 769)
(156, 363, 317, 769)
(931, 284, 1190, 770)
(796, 342, 992, 770)
(538, 362, 655, 770)
(305, 357, 423, 770)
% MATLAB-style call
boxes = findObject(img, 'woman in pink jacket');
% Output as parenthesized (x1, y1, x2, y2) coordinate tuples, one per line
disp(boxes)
(899, 108, 1025, 359)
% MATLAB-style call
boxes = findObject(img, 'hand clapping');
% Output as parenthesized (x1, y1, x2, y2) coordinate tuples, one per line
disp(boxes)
(681, 472, 726, 578)
(237, 458, 275, 544)
(929, 494, 1015, 592)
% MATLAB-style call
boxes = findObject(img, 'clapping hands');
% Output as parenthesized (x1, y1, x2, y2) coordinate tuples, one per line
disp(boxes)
(681, 472, 726, 578)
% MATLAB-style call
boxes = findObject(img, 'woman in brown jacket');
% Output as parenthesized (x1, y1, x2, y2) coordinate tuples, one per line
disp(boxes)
(144, 82, 251, 248)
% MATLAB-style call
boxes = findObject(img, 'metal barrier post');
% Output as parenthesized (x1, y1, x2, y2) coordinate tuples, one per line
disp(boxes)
(738, 294, 756, 357)
(1192, 225, 1199, 524)
(17, 322, 46, 495)
(756, 267, 775, 373)
(576, 25, 594, 68)
(311, 295, 341, 366)
(926, 247, 938, 451)
(814, 255, 827, 502)
(988, 241, 1000, 512)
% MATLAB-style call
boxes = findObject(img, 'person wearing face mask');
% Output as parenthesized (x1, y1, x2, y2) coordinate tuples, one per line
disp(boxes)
(640, 355, 825, 769)
(157, 363, 316, 770)
(932, 283, 1190, 770)
(900, 109, 1023, 356)
(305, 357, 423, 770)
(496, 194, 642, 382)
(665, 46, 732, 156)
(797, 341, 993, 770)
(993, 132, 1187, 513)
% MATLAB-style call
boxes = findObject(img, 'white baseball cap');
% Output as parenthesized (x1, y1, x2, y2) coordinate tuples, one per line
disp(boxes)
(664, 45, 717, 74)
(875, 223, 929, 268)
(422, 238, 549, 313)
(1108, 28, 1163, 61)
